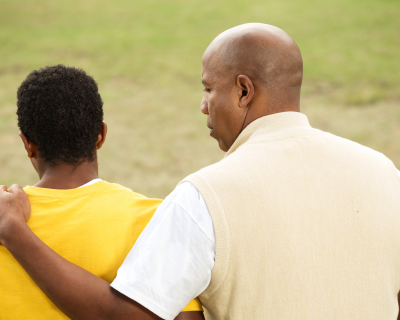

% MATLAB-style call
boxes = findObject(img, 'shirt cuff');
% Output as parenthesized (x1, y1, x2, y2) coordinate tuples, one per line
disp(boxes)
(110, 279, 176, 320)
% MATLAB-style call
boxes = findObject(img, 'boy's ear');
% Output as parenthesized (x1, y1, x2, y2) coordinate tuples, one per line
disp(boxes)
(19, 132, 37, 159)
(96, 122, 107, 150)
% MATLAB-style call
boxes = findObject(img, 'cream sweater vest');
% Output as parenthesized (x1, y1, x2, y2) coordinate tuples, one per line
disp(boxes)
(181, 112, 400, 320)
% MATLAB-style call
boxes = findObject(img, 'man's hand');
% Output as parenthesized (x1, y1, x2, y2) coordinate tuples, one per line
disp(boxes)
(0, 184, 31, 245)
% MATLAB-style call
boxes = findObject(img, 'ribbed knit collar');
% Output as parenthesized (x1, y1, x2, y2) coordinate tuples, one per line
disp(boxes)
(225, 111, 311, 157)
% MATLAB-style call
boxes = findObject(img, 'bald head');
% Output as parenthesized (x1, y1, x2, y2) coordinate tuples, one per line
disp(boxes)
(200, 24, 303, 152)
(203, 23, 303, 103)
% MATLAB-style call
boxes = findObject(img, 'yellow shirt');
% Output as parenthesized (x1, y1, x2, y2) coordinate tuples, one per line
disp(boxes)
(0, 181, 202, 319)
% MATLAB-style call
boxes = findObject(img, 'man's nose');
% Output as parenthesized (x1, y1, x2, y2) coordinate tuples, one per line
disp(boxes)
(200, 99, 209, 114)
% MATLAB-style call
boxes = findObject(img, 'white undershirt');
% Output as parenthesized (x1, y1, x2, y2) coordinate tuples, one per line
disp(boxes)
(111, 182, 215, 320)
(111, 170, 400, 320)
(77, 178, 102, 188)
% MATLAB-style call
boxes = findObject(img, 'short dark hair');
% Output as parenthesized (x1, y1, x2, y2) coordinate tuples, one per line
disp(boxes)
(17, 65, 104, 165)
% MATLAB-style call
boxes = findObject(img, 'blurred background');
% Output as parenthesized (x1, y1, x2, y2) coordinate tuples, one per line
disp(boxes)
(0, 0, 399, 198)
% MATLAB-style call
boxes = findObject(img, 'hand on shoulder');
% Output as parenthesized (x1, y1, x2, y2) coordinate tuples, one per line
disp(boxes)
(0, 184, 31, 246)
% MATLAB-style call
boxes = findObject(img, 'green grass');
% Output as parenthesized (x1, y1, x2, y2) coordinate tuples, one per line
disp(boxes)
(0, 0, 399, 197)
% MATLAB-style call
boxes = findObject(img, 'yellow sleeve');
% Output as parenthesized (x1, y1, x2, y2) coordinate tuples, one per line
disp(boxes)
(181, 297, 203, 311)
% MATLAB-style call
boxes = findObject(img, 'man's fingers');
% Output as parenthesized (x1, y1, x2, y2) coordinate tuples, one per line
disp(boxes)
(8, 184, 25, 196)
(0, 183, 31, 225)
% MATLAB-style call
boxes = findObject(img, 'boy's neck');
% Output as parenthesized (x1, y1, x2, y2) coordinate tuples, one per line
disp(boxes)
(35, 161, 99, 190)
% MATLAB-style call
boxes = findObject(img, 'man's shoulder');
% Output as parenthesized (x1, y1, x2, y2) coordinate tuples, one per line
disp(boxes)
(180, 158, 234, 191)
(183, 129, 394, 184)
(320, 131, 393, 164)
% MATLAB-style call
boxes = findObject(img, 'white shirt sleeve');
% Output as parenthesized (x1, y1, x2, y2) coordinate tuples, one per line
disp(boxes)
(111, 182, 215, 320)
(397, 170, 400, 179)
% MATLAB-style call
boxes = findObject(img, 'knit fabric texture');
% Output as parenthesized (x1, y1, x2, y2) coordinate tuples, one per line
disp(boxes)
(181, 112, 400, 320)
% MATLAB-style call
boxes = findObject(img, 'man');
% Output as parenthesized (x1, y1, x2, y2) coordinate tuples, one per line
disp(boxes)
(1, 23, 400, 320)
(0, 65, 203, 320)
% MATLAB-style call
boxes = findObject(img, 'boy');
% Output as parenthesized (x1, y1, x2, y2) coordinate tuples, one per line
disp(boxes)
(0, 65, 203, 319)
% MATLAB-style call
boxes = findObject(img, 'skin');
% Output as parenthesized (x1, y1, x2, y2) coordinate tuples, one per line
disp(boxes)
(1, 23, 398, 318)
(201, 23, 302, 151)
(0, 122, 204, 320)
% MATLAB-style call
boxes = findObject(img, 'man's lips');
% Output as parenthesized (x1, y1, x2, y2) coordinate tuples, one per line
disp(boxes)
(207, 119, 214, 136)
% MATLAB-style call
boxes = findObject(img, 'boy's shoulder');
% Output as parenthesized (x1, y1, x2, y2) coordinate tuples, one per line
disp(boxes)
(24, 180, 163, 227)
(101, 181, 147, 198)
(24, 180, 163, 208)
(98, 181, 163, 204)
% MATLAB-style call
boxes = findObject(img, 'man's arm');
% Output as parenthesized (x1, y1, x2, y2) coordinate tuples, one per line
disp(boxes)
(0, 185, 204, 320)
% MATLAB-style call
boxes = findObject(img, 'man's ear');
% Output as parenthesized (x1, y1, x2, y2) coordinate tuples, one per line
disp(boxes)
(236, 75, 255, 109)
(19, 132, 37, 159)
(96, 122, 107, 150)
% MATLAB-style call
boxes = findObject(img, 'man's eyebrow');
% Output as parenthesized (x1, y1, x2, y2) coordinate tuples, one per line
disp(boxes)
(202, 79, 210, 86)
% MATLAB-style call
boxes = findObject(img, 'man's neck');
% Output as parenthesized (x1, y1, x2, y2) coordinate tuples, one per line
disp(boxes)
(241, 92, 300, 133)
(35, 161, 99, 190)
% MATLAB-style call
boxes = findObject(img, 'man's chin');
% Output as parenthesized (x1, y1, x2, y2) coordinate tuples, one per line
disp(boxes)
(209, 130, 229, 152)
(217, 140, 229, 152)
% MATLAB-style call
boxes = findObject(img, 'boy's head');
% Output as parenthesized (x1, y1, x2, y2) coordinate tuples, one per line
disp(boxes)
(17, 65, 105, 169)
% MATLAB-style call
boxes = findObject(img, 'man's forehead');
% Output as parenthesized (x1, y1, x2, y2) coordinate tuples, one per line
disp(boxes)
(201, 59, 215, 83)
(202, 53, 224, 77)
(201, 66, 212, 84)
(201, 77, 211, 86)
(202, 44, 222, 65)
(201, 63, 221, 84)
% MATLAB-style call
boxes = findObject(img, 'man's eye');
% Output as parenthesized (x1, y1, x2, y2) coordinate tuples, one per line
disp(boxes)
(203, 88, 210, 92)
